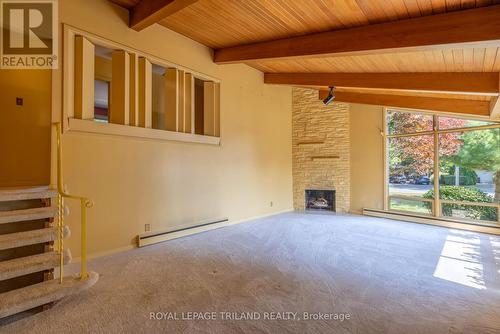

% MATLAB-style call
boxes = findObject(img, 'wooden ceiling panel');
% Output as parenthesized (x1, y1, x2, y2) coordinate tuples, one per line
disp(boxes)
(108, 0, 500, 117)
(110, 1, 500, 75)
(159, 0, 368, 48)
(248, 47, 500, 73)
(156, 0, 499, 49)
(213, 5, 500, 64)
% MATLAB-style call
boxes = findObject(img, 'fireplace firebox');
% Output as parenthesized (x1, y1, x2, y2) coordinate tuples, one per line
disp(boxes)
(305, 189, 335, 212)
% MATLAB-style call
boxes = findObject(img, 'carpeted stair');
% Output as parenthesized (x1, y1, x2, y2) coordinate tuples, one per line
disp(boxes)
(0, 187, 57, 202)
(0, 186, 98, 320)
(0, 250, 72, 281)
(0, 226, 70, 251)
(0, 207, 58, 224)
(0, 271, 99, 318)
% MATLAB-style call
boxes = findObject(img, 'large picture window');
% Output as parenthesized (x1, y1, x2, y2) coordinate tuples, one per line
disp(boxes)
(385, 109, 500, 226)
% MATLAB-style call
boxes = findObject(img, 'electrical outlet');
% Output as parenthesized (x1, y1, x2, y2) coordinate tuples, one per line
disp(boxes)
(16, 97, 23, 106)
(144, 224, 151, 232)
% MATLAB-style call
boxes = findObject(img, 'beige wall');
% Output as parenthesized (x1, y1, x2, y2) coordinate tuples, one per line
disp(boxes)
(56, 0, 293, 258)
(290, 88, 386, 214)
(0, 70, 51, 187)
(292, 88, 350, 212)
(349, 103, 385, 214)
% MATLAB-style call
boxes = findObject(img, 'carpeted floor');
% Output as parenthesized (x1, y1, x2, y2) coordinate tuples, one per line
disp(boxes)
(2, 212, 500, 333)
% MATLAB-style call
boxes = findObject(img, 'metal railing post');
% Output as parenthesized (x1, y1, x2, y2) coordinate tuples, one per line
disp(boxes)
(58, 194, 64, 283)
(54, 123, 93, 282)
(81, 198, 89, 280)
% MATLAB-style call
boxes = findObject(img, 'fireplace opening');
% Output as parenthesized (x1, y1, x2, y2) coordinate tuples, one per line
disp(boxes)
(305, 189, 335, 212)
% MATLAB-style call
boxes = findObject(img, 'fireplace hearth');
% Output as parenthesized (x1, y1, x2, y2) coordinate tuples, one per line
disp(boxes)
(305, 189, 335, 212)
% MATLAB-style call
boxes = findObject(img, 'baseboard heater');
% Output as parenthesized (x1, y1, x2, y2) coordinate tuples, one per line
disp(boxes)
(137, 217, 229, 247)
(363, 208, 500, 235)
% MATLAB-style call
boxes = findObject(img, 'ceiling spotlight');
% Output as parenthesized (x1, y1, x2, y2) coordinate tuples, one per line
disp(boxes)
(323, 86, 336, 105)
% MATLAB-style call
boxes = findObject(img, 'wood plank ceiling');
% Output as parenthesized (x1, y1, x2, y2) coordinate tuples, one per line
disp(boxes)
(109, 0, 500, 117)
(249, 48, 500, 73)
(161, 0, 500, 48)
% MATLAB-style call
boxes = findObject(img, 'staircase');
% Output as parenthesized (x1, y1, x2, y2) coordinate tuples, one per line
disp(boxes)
(0, 186, 98, 320)
(0, 124, 98, 321)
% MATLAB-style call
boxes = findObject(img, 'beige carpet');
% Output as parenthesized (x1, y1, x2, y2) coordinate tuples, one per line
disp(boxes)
(2, 212, 500, 333)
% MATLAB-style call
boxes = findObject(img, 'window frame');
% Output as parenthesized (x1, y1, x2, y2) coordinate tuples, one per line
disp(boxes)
(383, 107, 500, 226)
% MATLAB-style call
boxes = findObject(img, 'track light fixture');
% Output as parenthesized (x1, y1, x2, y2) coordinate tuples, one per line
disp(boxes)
(322, 86, 336, 105)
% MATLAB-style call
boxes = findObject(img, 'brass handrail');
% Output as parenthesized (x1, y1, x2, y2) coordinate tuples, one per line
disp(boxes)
(55, 122, 93, 282)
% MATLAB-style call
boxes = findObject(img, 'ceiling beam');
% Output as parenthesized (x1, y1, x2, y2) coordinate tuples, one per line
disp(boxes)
(214, 5, 500, 64)
(130, 0, 199, 31)
(318, 90, 491, 116)
(265, 72, 500, 95)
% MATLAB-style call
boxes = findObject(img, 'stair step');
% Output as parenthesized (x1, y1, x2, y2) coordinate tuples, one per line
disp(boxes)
(0, 207, 58, 224)
(0, 226, 70, 251)
(0, 271, 98, 318)
(0, 250, 71, 281)
(0, 187, 57, 202)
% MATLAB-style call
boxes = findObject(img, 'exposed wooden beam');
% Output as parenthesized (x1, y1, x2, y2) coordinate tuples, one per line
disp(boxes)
(130, 0, 199, 31)
(318, 90, 490, 116)
(265, 72, 499, 95)
(215, 5, 500, 64)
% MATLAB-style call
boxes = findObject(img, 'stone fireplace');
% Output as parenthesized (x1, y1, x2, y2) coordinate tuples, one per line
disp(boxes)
(305, 189, 335, 212)
(292, 87, 350, 212)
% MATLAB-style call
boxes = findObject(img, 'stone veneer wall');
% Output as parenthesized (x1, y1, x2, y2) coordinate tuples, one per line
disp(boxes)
(292, 88, 350, 212)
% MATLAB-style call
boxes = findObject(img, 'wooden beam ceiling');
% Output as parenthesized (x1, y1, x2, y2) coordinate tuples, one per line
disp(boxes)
(156, 0, 497, 50)
(130, 0, 199, 31)
(265, 72, 500, 95)
(318, 90, 491, 117)
(109, 0, 500, 118)
(214, 5, 500, 64)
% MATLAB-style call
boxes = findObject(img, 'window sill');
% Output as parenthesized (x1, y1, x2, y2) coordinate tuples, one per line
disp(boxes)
(67, 118, 221, 145)
(363, 208, 500, 235)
